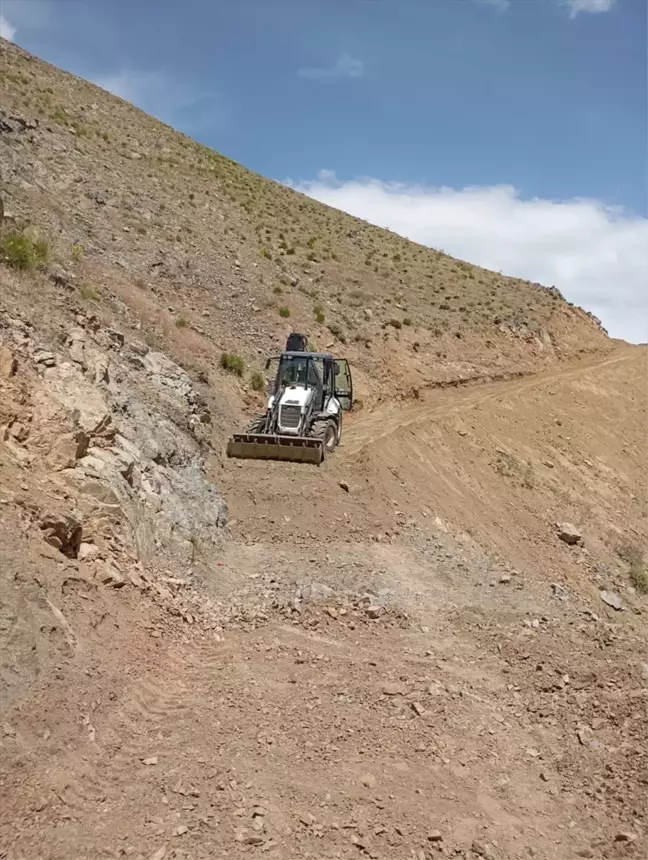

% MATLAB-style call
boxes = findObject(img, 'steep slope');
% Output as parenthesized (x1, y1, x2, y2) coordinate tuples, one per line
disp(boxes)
(1, 39, 647, 860)
(1, 38, 613, 414)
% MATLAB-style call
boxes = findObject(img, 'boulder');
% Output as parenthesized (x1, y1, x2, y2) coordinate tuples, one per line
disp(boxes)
(556, 522, 582, 545)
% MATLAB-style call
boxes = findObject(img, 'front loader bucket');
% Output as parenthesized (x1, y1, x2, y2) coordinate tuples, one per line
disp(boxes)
(226, 433, 324, 465)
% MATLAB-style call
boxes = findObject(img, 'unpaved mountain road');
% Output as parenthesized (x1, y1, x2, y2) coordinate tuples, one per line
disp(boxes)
(341, 347, 638, 456)
(1, 346, 646, 860)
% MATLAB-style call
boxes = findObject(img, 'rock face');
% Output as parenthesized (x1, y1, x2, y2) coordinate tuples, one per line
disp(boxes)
(1, 311, 227, 576)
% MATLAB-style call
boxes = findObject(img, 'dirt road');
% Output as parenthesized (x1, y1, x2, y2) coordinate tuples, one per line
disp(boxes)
(1, 347, 646, 860)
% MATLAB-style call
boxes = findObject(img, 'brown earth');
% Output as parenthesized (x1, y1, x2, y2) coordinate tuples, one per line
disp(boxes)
(1, 37, 647, 860)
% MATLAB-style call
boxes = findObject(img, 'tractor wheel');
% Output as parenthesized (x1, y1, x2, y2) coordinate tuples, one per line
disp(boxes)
(311, 419, 337, 456)
(245, 414, 268, 433)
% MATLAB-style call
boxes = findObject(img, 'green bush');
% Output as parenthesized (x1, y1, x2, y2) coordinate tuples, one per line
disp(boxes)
(278, 306, 291, 318)
(220, 352, 245, 376)
(79, 284, 101, 301)
(313, 304, 325, 324)
(175, 315, 189, 328)
(0, 230, 49, 271)
(388, 318, 403, 329)
(250, 371, 265, 392)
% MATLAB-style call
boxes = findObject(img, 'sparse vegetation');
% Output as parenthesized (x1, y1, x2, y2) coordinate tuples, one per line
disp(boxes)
(278, 306, 291, 318)
(175, 315, 189, 328)
(220, 352, 245, 376)
(617, 544, 648, 595)
(250, 371, 265, 392)
(0, 230, 49, 271)
(313, 304, 325, 324)
(79, 284, 101, 301)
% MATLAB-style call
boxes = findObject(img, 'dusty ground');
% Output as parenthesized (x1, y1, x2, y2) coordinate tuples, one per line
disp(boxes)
(1, 343, 646, 860)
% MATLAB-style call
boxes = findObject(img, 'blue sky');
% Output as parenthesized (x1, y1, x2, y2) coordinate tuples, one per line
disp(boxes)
(2, 0, 647, 341)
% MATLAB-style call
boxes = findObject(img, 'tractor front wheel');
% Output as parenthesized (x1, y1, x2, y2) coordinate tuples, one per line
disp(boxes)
(245, 414, 268, 433)
(311, 419, 337, 456)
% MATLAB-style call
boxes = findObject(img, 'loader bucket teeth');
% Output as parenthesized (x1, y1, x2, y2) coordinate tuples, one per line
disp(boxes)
(226, 433, 324, 465)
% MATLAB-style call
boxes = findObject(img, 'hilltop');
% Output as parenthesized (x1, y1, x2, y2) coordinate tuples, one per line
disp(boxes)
(1, 39, 646, 860)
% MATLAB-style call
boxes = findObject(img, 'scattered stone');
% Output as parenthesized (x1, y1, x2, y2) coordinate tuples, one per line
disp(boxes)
(172, 825, 188, 837)
(427, 831, 443, 842)
(365, 605, 385, 619)
(361, 773, 377, 789)
(9, 421, 29, 442)
(382, 682, 406, 696)
(94, 356, 109, 384)
(149, 848, 167, 860)
(339, 481, 350, 493)
(600, 590, 623, 611)
(298, 582, 334, 602)
(499, 573, 511, 584)
(96, 562, 126, 588)
(39, 513, 82, 558)
(0, 345, 17, 378)
(33, 349, 56, 367)
(67, 327, 86, 366)
(244, 835, 264, 845)
(556, 522, 582, 545)
(614, 832, 636, 843)
(143, 756, 158, 766)
(411, 702, 425, 716)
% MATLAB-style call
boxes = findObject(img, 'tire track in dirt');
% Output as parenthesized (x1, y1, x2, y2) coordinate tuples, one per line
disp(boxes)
(341, 348, 637, 457)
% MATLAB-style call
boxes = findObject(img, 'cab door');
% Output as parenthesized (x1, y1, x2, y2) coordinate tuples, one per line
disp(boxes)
(334, 359, 353, 411)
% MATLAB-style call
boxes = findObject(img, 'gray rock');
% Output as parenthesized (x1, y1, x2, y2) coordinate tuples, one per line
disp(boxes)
(600, 590, 623, 611)
(365, 604, 385, 619)
(298, 582, 334, 601)
(556, 522, 582, 545)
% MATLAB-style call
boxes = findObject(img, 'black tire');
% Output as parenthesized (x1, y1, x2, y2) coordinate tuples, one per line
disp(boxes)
(310, 419, 337, 456)
(245, 414, 268, 433)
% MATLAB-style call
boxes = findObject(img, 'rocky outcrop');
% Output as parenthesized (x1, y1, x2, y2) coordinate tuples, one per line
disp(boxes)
(0, 311, 227, 583)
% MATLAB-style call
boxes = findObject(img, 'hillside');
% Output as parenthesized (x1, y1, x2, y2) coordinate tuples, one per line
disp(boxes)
(1, 39, 647, 860)
(1, 38, 614, 411)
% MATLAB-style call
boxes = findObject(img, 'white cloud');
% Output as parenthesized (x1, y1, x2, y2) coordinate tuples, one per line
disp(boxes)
(564, 0, 615, 17)
(298, 54, 364, 81)
(475, 0, 510, 11)
(0, 14, 17, 41)
(286, 172, 648, 344)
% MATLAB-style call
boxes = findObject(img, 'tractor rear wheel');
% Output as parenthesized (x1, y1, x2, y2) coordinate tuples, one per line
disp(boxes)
(311, 419, 337, 456)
